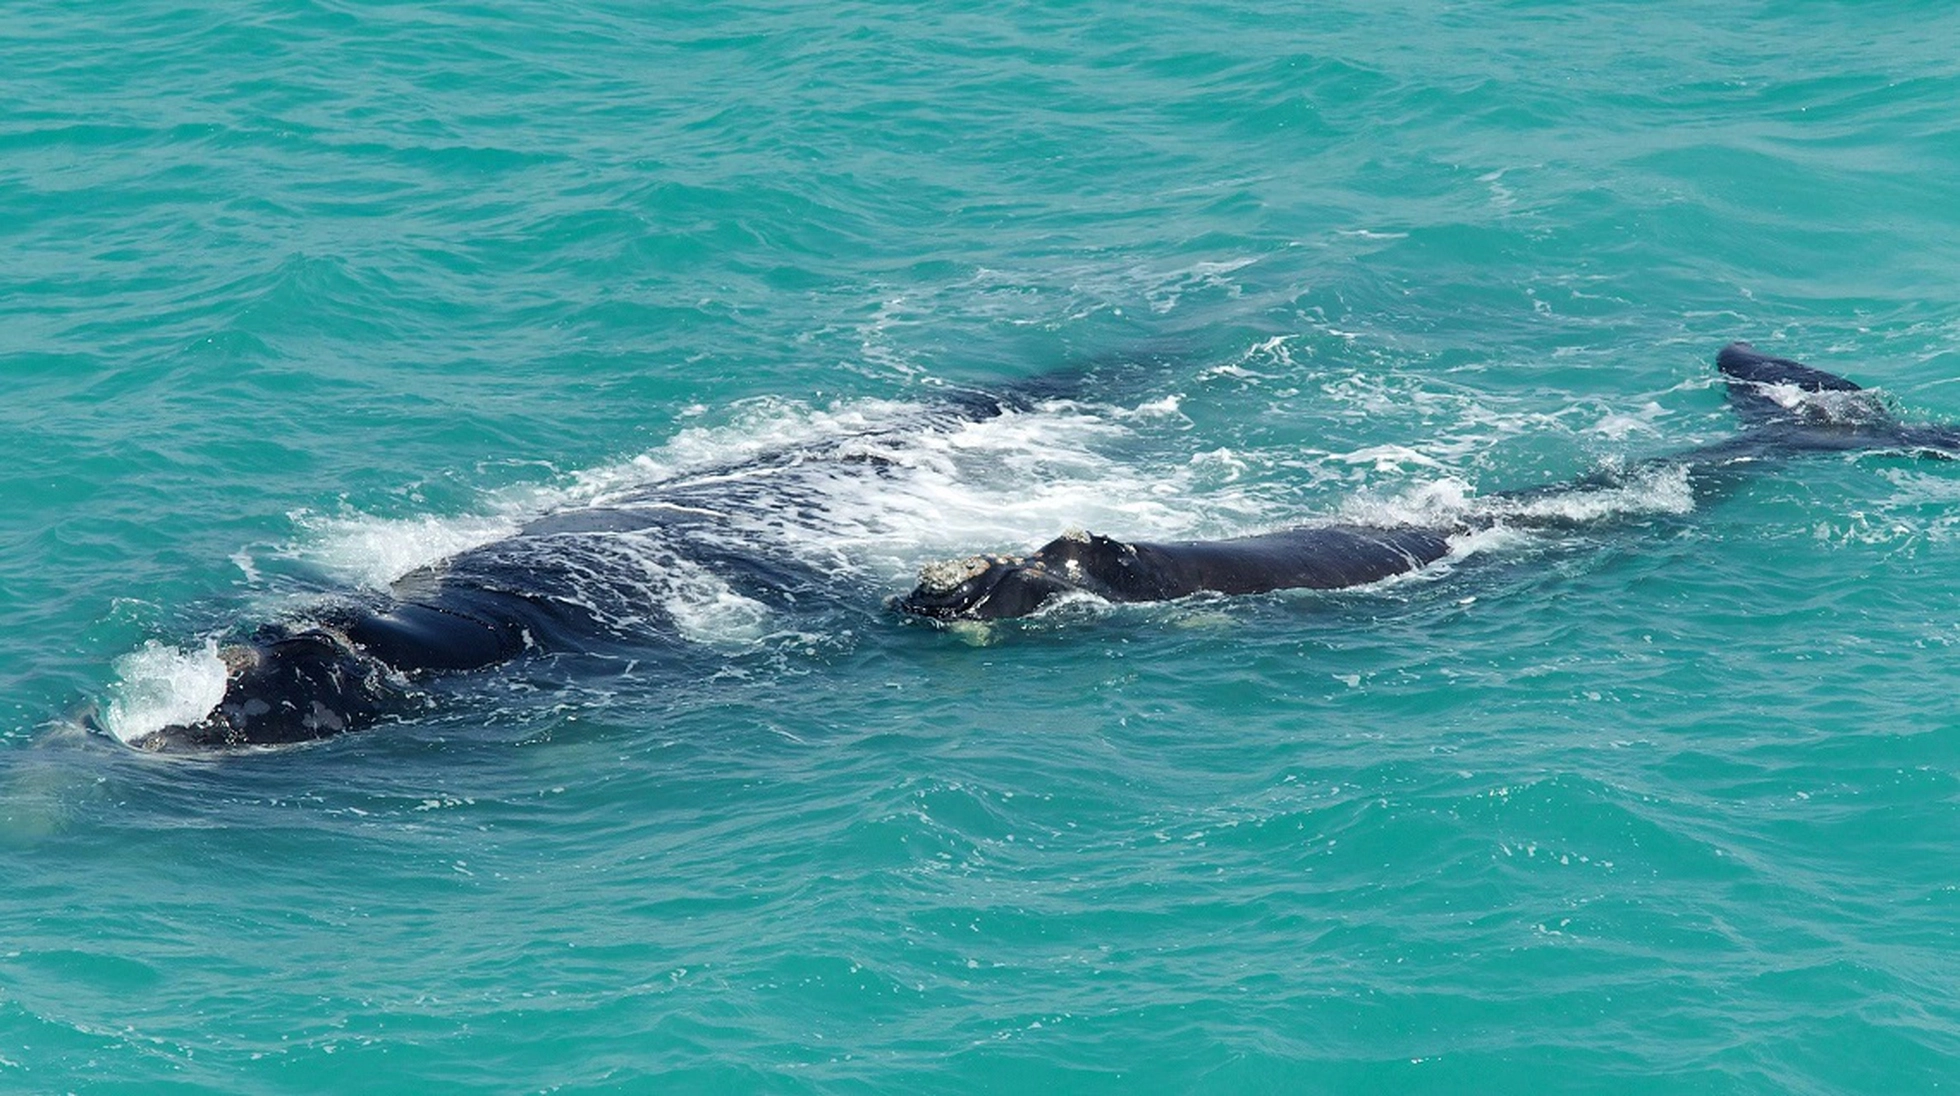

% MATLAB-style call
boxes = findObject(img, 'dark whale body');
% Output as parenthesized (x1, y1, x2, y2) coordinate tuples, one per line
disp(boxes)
(895, 525, 1457, 620)
(130, 342, 1956, 751)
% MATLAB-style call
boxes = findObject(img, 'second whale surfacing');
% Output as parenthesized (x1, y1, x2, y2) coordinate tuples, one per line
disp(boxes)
(895, 342, 1959, 620)
(125, 342, 1956, 751)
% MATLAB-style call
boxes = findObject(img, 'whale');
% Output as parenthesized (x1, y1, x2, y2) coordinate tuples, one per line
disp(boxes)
(123, 342, 1955, 750)
(120, 388, 1027, 751)
(897, 342, 1960, 619)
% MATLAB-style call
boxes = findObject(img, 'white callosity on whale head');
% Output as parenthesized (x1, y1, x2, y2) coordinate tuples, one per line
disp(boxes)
(915, 554, 1017, 596)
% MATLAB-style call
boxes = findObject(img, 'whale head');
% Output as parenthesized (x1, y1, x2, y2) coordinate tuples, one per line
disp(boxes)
(893, 553, 1081, 621)
(129, 629, 404, 752)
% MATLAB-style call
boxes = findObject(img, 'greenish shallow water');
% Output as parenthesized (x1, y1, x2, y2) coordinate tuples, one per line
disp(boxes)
(5, 1, 1960, 1092)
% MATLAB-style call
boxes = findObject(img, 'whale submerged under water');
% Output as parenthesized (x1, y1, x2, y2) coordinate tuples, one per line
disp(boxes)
(110, 342, 1960, 752)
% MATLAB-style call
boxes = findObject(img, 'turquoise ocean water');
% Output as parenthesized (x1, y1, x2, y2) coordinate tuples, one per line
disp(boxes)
(6, 1, 1960, 1090)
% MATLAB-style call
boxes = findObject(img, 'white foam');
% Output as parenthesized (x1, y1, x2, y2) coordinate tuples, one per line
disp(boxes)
(102, 640, 229, 745)
(1489, 462, 1697, 524)
(1338, 476, 1478, 528)
(1333, 444, 1448, 473)
(1143, 257, 1259, 314)
(851, 411, 1259, 564)
(611, 395, 1266, 568)
(1337, 461, 1697, 531)
(1204, 335, 1298, 380)
(577, 396, 936, 500)
(1444, 522, 1535, 561)
(651, 557, 775, 650)
(1592, 401, 1665, 440)
(274, 400, 948, 595)
(296, 512, 521, 589)
(1752, 382, 1893, 426)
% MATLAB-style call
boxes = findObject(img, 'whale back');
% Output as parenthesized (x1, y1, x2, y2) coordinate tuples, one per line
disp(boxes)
(1717, 341, 1865, 429)
(1132, 525, 1456, 595)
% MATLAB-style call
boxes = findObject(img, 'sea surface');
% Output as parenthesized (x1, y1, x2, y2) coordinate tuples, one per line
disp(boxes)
(5, 1, 1960, 1091)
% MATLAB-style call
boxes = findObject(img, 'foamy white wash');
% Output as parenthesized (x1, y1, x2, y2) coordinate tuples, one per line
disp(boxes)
(1338, 461, 1698, 529)
(660, 560, 777, 649)
(102, 640, 230, 744)
(576, 393, 1275, 575)
(296, 512, 524, 590)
